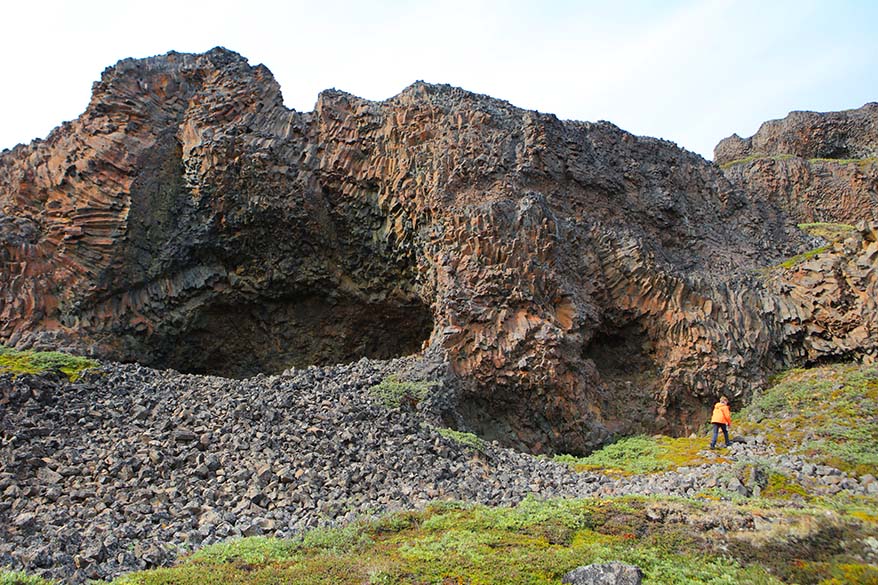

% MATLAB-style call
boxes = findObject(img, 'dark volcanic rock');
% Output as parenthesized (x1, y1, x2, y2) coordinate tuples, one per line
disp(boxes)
(715, 102, 878, 164)
(1, 48, 876, 453)
(715, 103, 878, 225)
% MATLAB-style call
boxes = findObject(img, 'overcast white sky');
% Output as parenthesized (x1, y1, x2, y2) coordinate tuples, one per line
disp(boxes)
(1, 0, 876, 159)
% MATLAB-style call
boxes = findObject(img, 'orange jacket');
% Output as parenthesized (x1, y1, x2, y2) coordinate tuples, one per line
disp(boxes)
(710, 402, 731, 425)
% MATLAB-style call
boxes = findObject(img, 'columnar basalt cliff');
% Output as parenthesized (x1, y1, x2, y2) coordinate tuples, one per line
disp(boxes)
(715, 103, 878, 225)
(1, 48, 876, 453)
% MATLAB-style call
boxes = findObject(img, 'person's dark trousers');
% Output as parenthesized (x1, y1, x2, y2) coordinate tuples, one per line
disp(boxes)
(710, 423, 730, 448)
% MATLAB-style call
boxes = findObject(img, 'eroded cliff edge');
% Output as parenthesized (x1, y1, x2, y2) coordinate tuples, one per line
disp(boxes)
(2, 48, 876, 453)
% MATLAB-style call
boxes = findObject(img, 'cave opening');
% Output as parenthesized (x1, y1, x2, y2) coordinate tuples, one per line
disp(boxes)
(149, 292, 433, 379)
(582, 320, 665, 436)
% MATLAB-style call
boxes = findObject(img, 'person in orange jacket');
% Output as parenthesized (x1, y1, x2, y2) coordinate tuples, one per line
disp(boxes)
(709, 396, 732, 449)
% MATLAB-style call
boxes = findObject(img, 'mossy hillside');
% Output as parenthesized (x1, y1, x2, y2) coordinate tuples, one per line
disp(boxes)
(0, 345, 97, 381)
(554, 434, 727, 476)
(558, 362, 878, 478)
(109, 496, 878, 585)
(111, 497, 788, 585)
(739, 362, 878, 476)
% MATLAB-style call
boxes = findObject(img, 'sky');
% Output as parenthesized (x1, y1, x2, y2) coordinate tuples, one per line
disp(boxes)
(1, 0, 876, 159)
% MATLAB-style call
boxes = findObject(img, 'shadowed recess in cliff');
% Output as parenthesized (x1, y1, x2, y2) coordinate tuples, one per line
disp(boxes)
(142, 293, 433, 378)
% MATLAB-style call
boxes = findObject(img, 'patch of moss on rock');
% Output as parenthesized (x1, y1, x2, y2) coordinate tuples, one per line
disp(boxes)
(0, 345, 97, 381)
(369, 375, 437, 409)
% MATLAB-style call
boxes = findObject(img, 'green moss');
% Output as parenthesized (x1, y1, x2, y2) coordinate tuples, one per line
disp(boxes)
(719, 153, 795, 169)
(739, 363, 878, 475)
(762, 472, 810, 500)
(302, 524, 373, 552)
(719, 153, 877, 170)
(797, 222, 856, 242)
(776, 244, 831, 270)
(808, 156, 878, 168)
(112, 497, 808, 584)
(436, 427, 486, 452)
(0, 571, 56, 585)
(369, 375, 437, 409)
(555, 434, 726, 475)
(0, 345, 97, 381)
(188, 536, 301, 565)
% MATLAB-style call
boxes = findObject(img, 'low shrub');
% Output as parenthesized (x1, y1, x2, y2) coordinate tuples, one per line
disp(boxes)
(369, 375, 437, 409)
(0, 345, 97, 381)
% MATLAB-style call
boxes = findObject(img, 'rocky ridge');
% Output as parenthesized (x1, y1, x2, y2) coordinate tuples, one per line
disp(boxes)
(716, 103, 878, 225)
(1, 48, 877, 454)
(1, 360, 872, 583)
(715, 102, 878, 164)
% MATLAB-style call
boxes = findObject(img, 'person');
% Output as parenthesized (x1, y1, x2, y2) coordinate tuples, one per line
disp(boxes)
(709, 396, 732, 449)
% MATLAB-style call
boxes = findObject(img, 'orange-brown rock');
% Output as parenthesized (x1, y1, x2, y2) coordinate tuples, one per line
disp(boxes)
(716, 103, 878, 225)
(1, 48, 875, 453)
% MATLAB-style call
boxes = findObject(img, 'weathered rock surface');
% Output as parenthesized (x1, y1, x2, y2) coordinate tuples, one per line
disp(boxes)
(716, 103, 878, 225)
(1, 48, 876, 453)
(562, 562, 643, 585)
(715, 102, 878, 164)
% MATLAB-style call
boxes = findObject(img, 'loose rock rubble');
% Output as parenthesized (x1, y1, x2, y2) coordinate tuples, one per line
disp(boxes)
(0, 360, 867, 582)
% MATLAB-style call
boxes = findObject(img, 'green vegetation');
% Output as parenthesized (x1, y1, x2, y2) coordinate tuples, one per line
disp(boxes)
(555, 434, 723, 475)
(719, 153, 876, 170)
(113, 497, 808, 585)
(0, 570, 56, 585)
(369, 375, 437, 409)
(739, 362, 878, 475)
(436, 427, 486, 452)
(757, 222, 855, 274)
(776, 244, 831, 270)
(761, 471, 810, 500)
(797, 222, 856, 242)
(809, 156, 878, 168)
(718, 152, 796, 169)
(0, 345, 98, 381)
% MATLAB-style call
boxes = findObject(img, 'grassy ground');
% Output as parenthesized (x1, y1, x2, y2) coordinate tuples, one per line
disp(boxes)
(106, 495, 878, 585)
(0, 345, 97, 381)
(554, 435, 727, 476)
(0, 572, 56, 585)
(555, 362, 878, 478)
(738, 362, 878, 476)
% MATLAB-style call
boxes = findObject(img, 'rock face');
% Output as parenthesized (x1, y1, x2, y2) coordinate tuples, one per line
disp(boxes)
(715, 103, 878, 225)
(1, 48, 876, 453)
(715, 102, 878, 165)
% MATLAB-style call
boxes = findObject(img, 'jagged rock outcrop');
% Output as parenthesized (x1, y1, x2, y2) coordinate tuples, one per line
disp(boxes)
(715, 103, 878, 225)
(1, 48, 876, 453)
(715, 103, 878, 165)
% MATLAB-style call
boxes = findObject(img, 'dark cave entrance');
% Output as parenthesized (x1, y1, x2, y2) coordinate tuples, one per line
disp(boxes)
(582, 320, 664, 435)
(153, 293, 433, 379)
